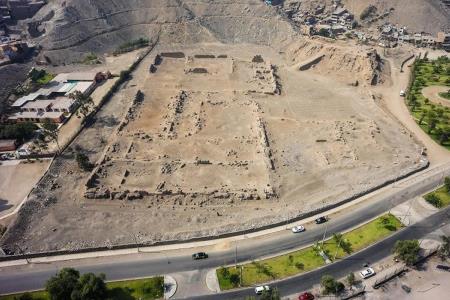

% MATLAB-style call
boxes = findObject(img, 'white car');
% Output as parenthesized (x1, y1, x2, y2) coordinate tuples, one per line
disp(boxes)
(359, 267, 376, 279)
(400, 90, 406, 97)
(291, 225, 305, 233)
(255, 285, 271, 295)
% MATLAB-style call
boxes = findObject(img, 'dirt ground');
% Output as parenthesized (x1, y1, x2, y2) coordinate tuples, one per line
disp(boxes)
(0, 160, 50, 220)
(0, 41, 426, 253)
(367, 257, 450, 300)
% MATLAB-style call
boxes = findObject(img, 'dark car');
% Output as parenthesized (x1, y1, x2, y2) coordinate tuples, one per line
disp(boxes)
(315, 216, 327, 224)
(192, 252, 208, 260)
(436, 265, 450, 271)
(299, 292, 315, 300)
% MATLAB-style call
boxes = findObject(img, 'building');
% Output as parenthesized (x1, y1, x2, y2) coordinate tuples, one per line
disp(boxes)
(436, 32, 450, 51)
(8, 72, 100, 124)
(0, 139, 17, 151)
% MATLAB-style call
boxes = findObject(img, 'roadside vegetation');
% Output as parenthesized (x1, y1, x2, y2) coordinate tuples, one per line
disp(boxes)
(0, 268, 163, 300)
(113, 38, 149, 55)
(217, 214, 402, 289)
(0, 122, 38, 143)
(406, 56, 450, 149)
(424, 176, 450, 208)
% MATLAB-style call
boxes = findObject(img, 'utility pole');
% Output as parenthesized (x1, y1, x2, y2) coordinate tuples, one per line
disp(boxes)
(321, 223, 328, 246)
(235, 242, 238, 268)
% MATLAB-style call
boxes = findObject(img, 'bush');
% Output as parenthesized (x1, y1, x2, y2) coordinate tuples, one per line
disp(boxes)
(229, 274, 240, 287)
(393, 240, 420, 266)
(321, 275, 344, 295)
(75, 152, 93, 171)
(0, 122, 38, 143)
(425, 194, 443, 208)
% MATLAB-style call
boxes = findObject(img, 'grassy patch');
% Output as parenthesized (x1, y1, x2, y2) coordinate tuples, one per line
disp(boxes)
(425, 186, 450, 208)
(217, 214, 402, 290)
(439, 92, 450, 100)
(0, 277, 164, 300)
(406, 56, 450, 149)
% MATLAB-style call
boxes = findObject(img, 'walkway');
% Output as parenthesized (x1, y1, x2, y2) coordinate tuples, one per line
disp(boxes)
(422, 85, 450, 108)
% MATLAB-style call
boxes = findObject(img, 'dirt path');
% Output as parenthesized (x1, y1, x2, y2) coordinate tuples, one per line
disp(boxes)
(377, 58, 450, 166)
(422, 86, 450, 108)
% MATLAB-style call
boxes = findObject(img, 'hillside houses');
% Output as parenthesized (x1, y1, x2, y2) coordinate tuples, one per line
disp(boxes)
(8, 71, 106, 123)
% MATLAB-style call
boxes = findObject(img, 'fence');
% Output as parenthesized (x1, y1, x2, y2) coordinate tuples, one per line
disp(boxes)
(372, 266, 408, 289)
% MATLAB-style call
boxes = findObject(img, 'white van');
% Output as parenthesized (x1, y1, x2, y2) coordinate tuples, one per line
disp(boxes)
(400, 90, 406, 97)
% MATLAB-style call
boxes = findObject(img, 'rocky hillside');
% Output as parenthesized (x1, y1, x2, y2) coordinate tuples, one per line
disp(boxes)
(344, 0, 450, 34)
(31, 0, 299, 64)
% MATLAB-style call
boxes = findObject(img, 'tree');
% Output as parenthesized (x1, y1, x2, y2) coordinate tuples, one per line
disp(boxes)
(69, 91, 94, 121)
(71, 273, 107, 300)
(419, 109, 428, 125)
(393, 240, 420, 266)
(261, 287, 280, 300)
(42, 120, 60, 153)
(219, 267, 230, 279)
(436, 127, 450, 145)
(321, 275, 344, 295)
(445, 177, 450, 192)
(75, 151, 93, 171)
(229, 273, 240, 287)
(46, 268, 80, 300)
(424, 193, 442, 208)
(438, 235, 450, 260)
(427, 110, 438, 133)
(346, 272, 356, 289)
(14, 293, 33, 300)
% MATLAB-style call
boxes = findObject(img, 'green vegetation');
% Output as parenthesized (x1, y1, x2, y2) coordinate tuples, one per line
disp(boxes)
(75, 151, 93, 171)
(81, 52, 101, 65)
(217, 214, 402, 289)
(438, 235, 450, 260)
(0, 122, 38, 143)
(393, 239, 420, 266)
(0, 270, 163, 300)
(68, 90, 94, 121)
(424, 177, 450, 208)
(113, 38, 149, 55)
(439, 90, 450, 100)
(29, 68, 55, 85)
(406, 56, 450, 149)
(320, 275, 344, 295)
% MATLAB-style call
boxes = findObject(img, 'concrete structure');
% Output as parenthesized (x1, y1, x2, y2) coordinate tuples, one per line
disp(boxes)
(8, 71, 98, 124)
(437, 32, 450, 51)
(0, 139, 17, 151)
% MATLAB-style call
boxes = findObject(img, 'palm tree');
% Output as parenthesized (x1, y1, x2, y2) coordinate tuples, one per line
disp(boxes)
(69, 91, 94, 122)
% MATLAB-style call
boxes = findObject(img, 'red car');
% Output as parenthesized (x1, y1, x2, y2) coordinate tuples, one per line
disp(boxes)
(299, 292, 314, 300)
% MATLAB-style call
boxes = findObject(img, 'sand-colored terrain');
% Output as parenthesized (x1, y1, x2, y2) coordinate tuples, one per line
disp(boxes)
(0, 160, 50, 219)
(0, 42, 426, 253)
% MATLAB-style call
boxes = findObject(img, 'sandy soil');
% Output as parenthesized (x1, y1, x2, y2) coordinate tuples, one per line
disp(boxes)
(0, 41, 427, 253)
(422, 86, 450, 108)
(0, 160, 50, 219)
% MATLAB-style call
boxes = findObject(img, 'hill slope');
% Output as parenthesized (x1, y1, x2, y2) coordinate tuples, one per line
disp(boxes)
(31, 0, 299, 64)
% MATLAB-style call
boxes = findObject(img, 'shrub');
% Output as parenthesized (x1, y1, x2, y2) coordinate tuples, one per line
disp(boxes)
(393, 240, 420, 266)
(425, 194, 443, 208)
(321, 275, 344, 295)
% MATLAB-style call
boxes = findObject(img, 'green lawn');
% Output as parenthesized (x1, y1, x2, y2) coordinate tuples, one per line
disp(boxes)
(0, 277, 164, 300)
(425, 186, 450, 208)
(406, 57, 450, 150)
(217, 214, 402, 290)
(36, 73, 55, 85)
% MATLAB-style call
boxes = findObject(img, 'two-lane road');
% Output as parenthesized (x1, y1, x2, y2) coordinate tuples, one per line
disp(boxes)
(1, 164, 450, 296)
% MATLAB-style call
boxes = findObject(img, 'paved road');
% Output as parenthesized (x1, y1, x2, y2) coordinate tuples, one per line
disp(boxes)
(1, 164, 450, 296)
(194, 206, 450, 300)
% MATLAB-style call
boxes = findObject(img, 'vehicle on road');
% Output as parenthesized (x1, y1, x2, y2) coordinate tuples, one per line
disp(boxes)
(400, 90, 406, 97)
(255, 285, 271, 295)
(292, 225, 305, 233)
(315, 216, 327, 224)
(298, 292, 315, 300)
(192, 252, 208, 260)
(359, 267, 376, 279)
(436, 265, 450, 271)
